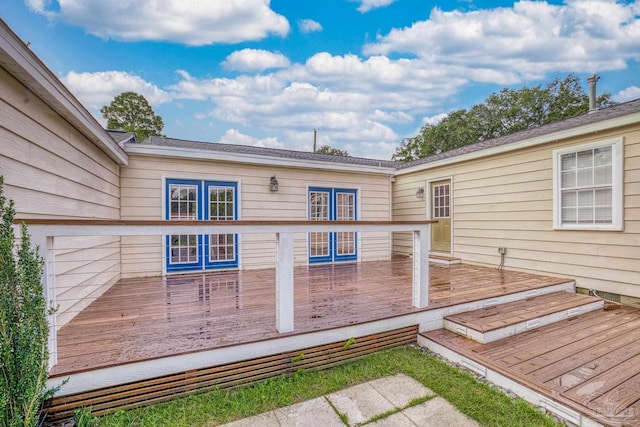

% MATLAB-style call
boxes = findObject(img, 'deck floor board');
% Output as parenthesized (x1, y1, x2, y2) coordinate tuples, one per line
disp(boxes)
(51, 260, 567, 376)
(422, 306, 640, 426)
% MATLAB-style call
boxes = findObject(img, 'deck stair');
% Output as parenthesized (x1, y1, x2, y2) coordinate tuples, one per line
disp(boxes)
(428, 253, 461, 266)
(443, 291, 603, 344)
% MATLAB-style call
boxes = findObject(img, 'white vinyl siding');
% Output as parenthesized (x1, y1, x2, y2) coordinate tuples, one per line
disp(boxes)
(121, 155, 392, 276)
(393, 127, 640, 299)
(0, 66, 121, 329)
(553, 138, 623, 230)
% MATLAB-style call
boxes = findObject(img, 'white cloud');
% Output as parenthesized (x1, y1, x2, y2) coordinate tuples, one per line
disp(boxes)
(370, 110, 413, 124)
(364, 1, 640, 83)
(62, 70, 171, 109)
(613, 86, 640, 103)
(298, 19, 323, 33)
(422, 113, 448, 126)
(352, 0, 397, 13)
(218, 129, 284, 149)
(222, 49, 290, 72)
(52, 1, 640, 160)
(28, 0, 289, 45)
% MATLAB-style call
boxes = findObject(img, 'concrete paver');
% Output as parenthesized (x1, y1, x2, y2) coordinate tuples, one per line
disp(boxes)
(327, 382, 395, 424)
(367, 374, 434, 407)
(220, 374, 478, 427)
(402, 397, 480, 427)
(273, 397, 344, 427)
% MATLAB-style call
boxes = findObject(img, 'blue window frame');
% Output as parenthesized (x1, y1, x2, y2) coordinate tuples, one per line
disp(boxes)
(165, 179, 238, 272)
(308, 187, 357, 264)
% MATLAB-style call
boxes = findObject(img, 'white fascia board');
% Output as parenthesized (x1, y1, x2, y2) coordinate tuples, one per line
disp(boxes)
(125, 143, 396, 175)
(0, 21, 128, 165)
(395, 112, 640, 176)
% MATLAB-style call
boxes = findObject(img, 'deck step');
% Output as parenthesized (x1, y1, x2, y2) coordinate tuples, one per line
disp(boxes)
(443, 291, 603, 343)
(429, 254, 461, 266)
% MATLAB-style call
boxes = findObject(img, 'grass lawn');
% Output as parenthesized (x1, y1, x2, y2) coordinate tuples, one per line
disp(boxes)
(88, 345, 560, 426)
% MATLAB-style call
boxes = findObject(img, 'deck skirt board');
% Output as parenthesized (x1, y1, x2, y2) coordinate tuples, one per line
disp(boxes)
(45, 326, 417, 421)
(443, 292, 603, 343)
(420, 306, 640, 427)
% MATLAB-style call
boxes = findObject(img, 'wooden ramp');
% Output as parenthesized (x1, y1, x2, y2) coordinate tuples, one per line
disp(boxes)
(420, 306, 640, 426)
(443, 291, 603, 343)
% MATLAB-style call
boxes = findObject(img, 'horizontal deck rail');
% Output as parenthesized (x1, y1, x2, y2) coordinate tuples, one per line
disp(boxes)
(18, 220, 434, 371)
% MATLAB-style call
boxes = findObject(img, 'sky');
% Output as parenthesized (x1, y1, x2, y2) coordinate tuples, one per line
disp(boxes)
(2, 1, 640, 160)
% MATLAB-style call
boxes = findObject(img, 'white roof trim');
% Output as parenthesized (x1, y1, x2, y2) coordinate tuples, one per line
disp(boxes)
(125, 143, 396, 175)
(0, 20, 127, 165)
(395, 112, 640, 176)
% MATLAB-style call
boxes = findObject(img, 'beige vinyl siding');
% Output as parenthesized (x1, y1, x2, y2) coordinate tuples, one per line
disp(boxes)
(0, 67, 121, 328)
(393, 123, 640, 299)
(120, 154, 392, 277)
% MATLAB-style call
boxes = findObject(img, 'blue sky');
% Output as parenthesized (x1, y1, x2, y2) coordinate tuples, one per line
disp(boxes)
(2, 0, 639, 159)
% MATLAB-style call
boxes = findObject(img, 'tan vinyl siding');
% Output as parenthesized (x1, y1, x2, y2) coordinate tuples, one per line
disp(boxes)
(120, 154, 392, 277)
(0, 67, 121, 328)
(393, 123, 640, 299)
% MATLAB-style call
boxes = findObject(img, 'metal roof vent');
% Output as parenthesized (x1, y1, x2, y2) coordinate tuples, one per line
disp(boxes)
(587, 74, 600, 113)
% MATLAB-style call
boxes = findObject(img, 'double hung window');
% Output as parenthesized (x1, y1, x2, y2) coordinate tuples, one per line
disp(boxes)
(553, 138, 623, 230)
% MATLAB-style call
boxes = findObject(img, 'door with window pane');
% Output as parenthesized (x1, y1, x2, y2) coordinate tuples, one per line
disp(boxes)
(166, 180, 202, 271)
(309, 189, 331, 261)
(165, 179, 238, 272)
(309, 187, 357, 263)
(430, 180, 451, 252)
(204, 182, 238, 269)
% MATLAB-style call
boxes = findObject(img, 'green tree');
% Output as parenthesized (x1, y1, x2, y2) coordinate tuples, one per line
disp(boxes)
(316, 145, 349, 156)
(0, 176, 53, 427)
(393, 74, 615, 162)
(101, 92, 164, 142)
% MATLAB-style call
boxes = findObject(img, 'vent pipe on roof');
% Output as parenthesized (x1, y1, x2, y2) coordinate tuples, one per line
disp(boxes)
(587, 74, 600, 113)
(313, 128, 317, 152)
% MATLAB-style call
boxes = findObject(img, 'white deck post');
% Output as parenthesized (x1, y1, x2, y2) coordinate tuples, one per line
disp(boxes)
(29, 227, 57, 369)
(275, 232, 294, 333)
(413, 226, 430, 308)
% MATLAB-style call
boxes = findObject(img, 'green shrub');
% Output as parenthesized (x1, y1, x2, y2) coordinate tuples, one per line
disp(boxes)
(0, 176, 53, 427)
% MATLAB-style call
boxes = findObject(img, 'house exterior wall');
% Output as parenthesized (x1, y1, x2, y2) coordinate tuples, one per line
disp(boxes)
(0, 66, 122, 328)
(120, 153, 392, 277)
(393, 122, 640, 301)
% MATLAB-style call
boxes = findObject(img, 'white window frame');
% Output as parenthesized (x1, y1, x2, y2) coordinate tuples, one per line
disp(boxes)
(552, 137, 624, 231)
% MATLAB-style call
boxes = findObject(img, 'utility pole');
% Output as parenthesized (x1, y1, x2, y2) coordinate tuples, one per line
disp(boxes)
(313, 128, 317, 153)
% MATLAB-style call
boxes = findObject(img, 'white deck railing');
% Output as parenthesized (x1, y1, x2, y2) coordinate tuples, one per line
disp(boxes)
(22, 219, 433, 369)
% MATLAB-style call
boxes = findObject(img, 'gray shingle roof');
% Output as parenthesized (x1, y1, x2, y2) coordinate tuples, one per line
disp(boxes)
(140, 136, 398, 168)
(107, 130, 136, 145)
(132, 98, 640, 172)
(398, 98, 640, 170)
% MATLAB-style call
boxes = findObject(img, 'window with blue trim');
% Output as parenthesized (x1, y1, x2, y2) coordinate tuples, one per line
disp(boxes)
(165, 179, 238, 272)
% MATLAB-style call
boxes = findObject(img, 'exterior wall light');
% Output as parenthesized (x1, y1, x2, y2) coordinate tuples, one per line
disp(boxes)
(270, 176, 279, 192)
(415, 187, 425, 199)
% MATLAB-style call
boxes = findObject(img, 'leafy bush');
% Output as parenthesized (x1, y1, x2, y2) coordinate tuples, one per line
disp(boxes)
(0, 176, 53, 427)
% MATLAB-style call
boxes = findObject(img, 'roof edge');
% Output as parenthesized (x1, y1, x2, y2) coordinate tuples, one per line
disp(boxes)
(125, 142, 396, 175)
(395, 107, 640, 176)
(0, 19, 127, 165)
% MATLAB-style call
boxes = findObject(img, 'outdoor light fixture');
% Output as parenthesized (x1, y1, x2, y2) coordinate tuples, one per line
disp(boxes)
(269, 176, 279, 192)
(415, 187, 425, 199)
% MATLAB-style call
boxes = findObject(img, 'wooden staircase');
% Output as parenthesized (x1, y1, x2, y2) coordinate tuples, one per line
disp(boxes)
(417, 288, 617, 426)
(442, 291, 604, 344)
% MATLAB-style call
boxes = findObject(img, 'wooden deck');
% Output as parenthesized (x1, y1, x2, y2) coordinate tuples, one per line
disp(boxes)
(423, 305, 640, 426)
(50, 259, 568, 376)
